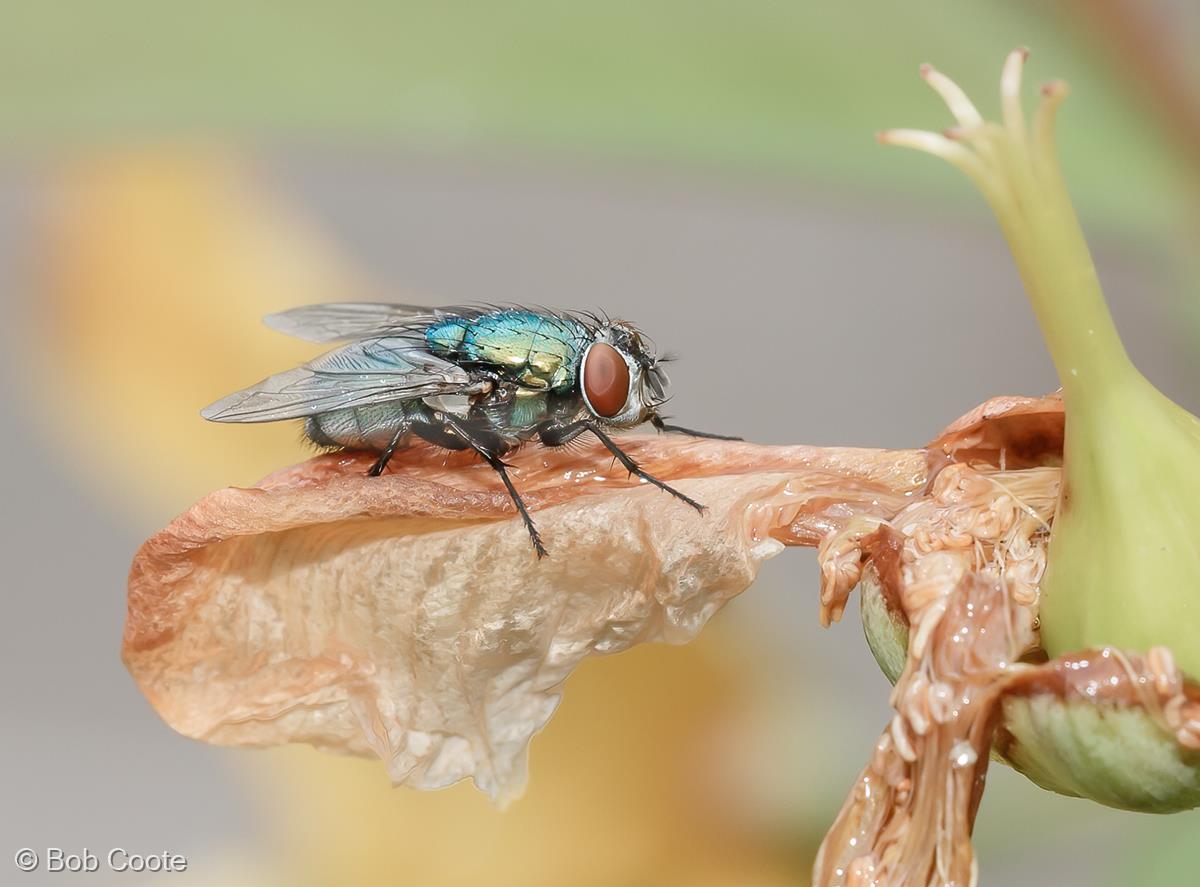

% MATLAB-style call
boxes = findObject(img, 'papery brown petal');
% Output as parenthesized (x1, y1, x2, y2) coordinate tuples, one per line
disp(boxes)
(814, 461, 1059, 885)
(927, 391, 1064, 468)
(123, 436, 925, 801)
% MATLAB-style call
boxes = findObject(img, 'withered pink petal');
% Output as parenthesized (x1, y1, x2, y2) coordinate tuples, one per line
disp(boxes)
(124, 436, 925, 800)
(927, 391, 1064, 468)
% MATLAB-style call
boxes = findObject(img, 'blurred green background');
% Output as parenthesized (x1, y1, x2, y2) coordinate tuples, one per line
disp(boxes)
(2, 2, 1198, 885)
(3, 1, 1197, 232)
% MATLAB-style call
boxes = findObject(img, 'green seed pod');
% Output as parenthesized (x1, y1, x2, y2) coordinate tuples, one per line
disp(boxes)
(859, 563, 908, 686)
(859, 561, 1200, 812)
(995, 650, 1200, 813)
(1040, 384, 1200, 679)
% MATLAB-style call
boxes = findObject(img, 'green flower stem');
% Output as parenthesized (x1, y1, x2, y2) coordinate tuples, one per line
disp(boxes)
(995, 105, 1136, 399)
(881, 49, 1200, 678)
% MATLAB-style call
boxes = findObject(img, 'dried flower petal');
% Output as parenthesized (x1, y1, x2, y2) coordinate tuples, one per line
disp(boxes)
(925, 391, 1063, 469)
(124, 437, 924, 801)
(815, 461, 1058, 886)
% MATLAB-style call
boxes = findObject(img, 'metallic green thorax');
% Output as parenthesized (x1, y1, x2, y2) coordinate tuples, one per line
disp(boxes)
(426, 310, 590, 392)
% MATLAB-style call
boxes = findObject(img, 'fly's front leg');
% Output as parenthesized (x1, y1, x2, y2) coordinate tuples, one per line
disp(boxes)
(441, 416, 548, 559)
(536, 420, 589, 448)
(588, 424, 705, 512)
(650, 415, 742, 441)
(538, 420, 704, 513)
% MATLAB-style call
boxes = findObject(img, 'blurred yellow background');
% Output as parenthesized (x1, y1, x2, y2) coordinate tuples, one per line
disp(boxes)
(3, 3, 1199, 885)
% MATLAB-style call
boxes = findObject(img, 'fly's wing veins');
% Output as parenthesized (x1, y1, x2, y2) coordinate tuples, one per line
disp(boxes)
(201, 335, 480, 423)
(263, 302, 447, 343)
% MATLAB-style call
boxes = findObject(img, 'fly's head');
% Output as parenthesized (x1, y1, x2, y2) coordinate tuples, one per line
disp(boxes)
(579, 321, 669, 429)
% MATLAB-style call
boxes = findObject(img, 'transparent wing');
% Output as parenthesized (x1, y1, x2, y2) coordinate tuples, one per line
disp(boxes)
(201, 335, 476, 423)
(264, 302, 444, 343)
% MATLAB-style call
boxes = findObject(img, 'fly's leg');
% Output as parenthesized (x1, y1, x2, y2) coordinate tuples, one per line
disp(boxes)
(425, 416, 548, 559)
(536, 420, 589, 447)
(650, 415, 742, 441)
(367, 425, 408, 477)
(538, 420, 704, 512)
(588, 424, 705, 512)
(486, 459, 548, 559)
(410, 421, 471, 451)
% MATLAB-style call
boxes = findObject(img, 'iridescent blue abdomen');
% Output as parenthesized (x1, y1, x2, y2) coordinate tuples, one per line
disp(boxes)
(426, 310, 590, 392)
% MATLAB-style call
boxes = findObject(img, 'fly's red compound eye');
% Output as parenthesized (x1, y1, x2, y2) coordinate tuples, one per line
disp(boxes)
(582, 342, 630, 418)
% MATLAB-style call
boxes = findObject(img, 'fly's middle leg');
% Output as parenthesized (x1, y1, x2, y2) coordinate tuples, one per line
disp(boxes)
(410, 420, 472, 451)
(417, 417, 548, 559)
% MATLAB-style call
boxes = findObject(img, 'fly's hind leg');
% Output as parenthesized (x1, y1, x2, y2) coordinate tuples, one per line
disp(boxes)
(416, 417, 548, 559)
(537, 420, 704, 512)
(368, 425, 409, 477)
